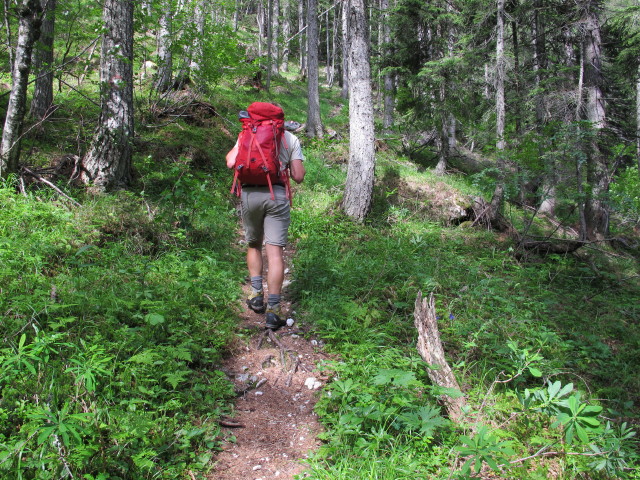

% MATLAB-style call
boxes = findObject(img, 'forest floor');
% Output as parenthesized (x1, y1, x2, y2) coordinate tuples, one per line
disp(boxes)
(209, 248, 329, 480)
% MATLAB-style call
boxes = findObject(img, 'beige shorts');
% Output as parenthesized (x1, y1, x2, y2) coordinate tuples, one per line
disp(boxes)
(241, 185, 290, 247)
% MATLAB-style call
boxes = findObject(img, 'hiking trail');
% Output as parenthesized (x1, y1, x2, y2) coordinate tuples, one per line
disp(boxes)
(210, 248, 329, 480)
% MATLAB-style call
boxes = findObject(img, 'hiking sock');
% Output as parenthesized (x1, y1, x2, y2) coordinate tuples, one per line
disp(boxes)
(250, 276, 263, 293)
(267, 293, 281, 308)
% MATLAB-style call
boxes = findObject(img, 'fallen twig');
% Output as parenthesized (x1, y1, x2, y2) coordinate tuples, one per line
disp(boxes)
(20, 166, 81, 207)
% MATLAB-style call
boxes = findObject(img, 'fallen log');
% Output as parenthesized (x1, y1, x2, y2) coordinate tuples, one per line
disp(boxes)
(414, 291, 466, 422)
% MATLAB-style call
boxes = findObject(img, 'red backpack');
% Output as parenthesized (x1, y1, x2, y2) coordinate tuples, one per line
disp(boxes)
(230, 102, 291, 203)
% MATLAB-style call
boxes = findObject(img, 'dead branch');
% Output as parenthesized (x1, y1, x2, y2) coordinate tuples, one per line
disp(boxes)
(414, 291, 467, 422)
(20, 166, 81, 207)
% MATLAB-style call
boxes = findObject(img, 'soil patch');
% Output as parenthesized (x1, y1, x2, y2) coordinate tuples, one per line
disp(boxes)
(210, 249, 329, 480)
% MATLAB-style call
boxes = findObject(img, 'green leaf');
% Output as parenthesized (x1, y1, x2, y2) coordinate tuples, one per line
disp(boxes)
(145, 313, 165, 325)
(576, 424, 589, 443)
(528, 367, 542, 377)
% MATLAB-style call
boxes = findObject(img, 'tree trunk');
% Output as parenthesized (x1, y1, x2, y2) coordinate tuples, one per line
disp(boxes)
(637, 62, 640, 174)
(233, 0, 239, 31)
(80, 0, 134, 191)
(0, 0, 42, 179)
(298, 0, 306, 76)
(306, 0, 323, 137)
(582, 4, 609, 241)
(258, 0, 265, 58)
(190, 0, 206, 79)
(29, 0, 55, 121)
(3, 0, 15, 74)
(381, 0, 393, 129)
(272, 0, 280, 74)
(342, 0, 375, 221)
(414, 292, 466, 422)
(340, 0, 349, 99)
(533, 0, 557, 216)
(155, 0, 173, 92)
(266, 0, 274, 90)
(488, 0, 506, 222)
(281, 0, 290, 71)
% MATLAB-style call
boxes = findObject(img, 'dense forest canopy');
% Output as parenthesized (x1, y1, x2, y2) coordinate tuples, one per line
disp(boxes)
(1, 0, 639, 478)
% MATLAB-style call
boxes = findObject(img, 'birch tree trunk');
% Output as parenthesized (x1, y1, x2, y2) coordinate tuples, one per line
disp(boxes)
(582, 3, 609, 241)
(30, 0, 55, 121)
(0, 0, 42, 179)
(155, 0, 173, 92)
(306, 0, 323, 137)
(80, 0, 134, 191)
(342, 0, 375, 221)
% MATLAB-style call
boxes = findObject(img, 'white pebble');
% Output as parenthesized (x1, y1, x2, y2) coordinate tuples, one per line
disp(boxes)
(304, 377, 322, 390)
(286, 318, 295, 327)
(255, 391, 264, 396)
(253, 465, 262, 471)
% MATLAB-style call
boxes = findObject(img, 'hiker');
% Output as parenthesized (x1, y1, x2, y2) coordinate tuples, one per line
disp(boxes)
(226, 102, 305, 329)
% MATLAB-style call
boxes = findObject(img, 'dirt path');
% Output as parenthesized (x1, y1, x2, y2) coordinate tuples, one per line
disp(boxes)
(210, 251, 328, 480)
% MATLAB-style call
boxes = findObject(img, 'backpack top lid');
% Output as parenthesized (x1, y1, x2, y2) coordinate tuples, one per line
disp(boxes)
(247, 102, 284, 121)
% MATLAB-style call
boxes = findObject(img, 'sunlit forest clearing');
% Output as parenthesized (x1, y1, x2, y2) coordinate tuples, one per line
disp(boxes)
(1, 0, 639, 479)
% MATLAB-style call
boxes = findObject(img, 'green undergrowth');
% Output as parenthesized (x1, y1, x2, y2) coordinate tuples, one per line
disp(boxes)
(2, 71, 639, 479)
(0, 154, 244, 477)
(289, 141, 640, 478)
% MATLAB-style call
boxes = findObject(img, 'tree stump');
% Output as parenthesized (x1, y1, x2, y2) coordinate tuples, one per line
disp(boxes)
(414, 291, 466, 422)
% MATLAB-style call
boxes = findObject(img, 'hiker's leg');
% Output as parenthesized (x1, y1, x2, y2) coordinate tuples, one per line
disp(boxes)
(247, 246, 263, 278)
(265, 243, 284, 295)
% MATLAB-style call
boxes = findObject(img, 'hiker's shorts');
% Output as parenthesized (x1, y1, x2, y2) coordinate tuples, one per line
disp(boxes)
(241, 185, 290, 247)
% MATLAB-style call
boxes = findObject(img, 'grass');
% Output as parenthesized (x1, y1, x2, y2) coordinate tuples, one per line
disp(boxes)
(1, 69, 639, 479)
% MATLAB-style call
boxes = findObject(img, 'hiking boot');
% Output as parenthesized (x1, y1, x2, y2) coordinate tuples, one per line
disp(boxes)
(265, 304, 286, 330)
(246, 291, 265, 313)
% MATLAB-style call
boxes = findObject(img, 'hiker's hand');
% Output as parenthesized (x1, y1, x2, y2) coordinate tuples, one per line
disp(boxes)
(226, 145, 239, 168)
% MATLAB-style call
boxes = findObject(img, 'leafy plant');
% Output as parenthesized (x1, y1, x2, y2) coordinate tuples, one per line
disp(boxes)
(455, 426, 515, 476)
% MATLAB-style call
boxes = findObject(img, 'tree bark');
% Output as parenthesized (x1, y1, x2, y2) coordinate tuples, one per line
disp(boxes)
(266, 0, 274, 90)
(488, 0, 506, 223)
(281, 0, 290, 71)
(414, 292, 466, 422)
(155, 0, 173, 92)
(306, 0, 323, 137)
(29, 0, 55, 121)
(340, 0, 349, 99)
(80, 0, 134, 191)
(582, 3, 609, 241)
(3, 0, 15, 74)
(298, 0, 306, 76)
(637, 62, 640, 174)
(0, 0, 42, 179)
(189, 0, 206, 79)
(342, 0, 375, 221)
(381, 0, 393, 129)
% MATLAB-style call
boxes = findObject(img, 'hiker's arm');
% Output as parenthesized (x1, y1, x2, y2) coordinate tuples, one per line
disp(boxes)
(226, 145, 238, 168)
(290, 158, 305, 184)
